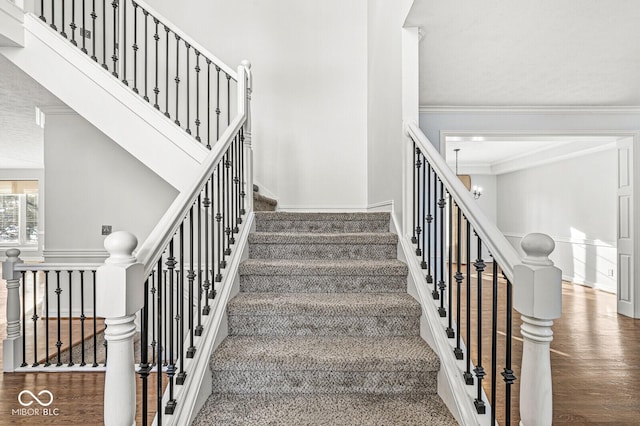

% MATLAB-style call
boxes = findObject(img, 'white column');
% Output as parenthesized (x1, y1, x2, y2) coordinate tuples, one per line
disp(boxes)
(513, 233, 562, 426)
(3, 248, 23, 372)
(241, 59, 254, 214)
(96, 231, 144, 426)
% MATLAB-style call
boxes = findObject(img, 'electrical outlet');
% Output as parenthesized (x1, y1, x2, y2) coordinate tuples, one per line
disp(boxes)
(607, 269, 615, 277)
(102, 225, 112, 236)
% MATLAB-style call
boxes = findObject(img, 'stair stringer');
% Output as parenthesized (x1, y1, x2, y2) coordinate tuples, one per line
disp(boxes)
(0, 13, 209, 192)
(391, 213, 492, 426)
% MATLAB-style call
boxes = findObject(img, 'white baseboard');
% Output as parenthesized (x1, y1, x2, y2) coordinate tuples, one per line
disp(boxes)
(367, 200, 394, 212)
(253, 179, 278, 200)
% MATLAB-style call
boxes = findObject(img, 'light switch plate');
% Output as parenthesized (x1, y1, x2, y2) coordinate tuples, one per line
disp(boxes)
(102, 225, 112, 236)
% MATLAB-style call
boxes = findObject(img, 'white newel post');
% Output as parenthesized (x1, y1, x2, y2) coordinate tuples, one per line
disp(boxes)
(96, 232, 144, 426)
(3, 248, 23, 372)
(513, 233, 562, 426)
(241, 59, 254, 214)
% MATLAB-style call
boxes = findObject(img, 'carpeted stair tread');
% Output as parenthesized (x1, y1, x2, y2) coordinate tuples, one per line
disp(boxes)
(193, 393, 458, 426)
(228, 292, 421, 317)
(255, 212, 390, 221)
(255, 212, 390, 233)
(210, 336, 440, 372)
(249, 231, 397, 244)
(239, 258, 407, 276)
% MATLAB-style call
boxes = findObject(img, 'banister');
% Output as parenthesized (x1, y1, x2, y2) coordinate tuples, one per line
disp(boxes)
(136, 64, 248, 277)
(130, 0, 238, 81)
(406, 122, 520, 281)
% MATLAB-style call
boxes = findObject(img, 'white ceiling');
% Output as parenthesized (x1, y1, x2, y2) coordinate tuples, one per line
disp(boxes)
(0, 54, 64, 169)
(444, 135, 619, 175)
(406, 0, 640, 107)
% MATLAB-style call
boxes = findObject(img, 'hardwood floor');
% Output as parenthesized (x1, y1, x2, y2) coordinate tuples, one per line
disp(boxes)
(1, 265, 639, 424)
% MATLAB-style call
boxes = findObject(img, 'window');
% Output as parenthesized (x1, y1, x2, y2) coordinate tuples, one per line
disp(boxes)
(0, 181, 39, 246)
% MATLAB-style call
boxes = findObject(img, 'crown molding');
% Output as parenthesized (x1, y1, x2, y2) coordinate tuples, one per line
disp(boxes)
(419, 105, 640, 114)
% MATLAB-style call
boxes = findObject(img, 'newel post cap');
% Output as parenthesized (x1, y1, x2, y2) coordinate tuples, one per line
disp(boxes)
(513, 233, 562, 320)
(240, 59, 252, 70)
(96, 231, 144, 318)
(2, 248, 23, 280)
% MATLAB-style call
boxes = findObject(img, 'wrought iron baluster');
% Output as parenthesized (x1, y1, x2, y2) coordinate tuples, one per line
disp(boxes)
(185, 42, 191, 134)
(165, 242, 177, 414)
(215, 66, 221, 140)
(174, 34, 181, 126)
(164, 25, 171, 117)
(490, 258, 499, 425)
(80, 271, 86, 366)
(67, 270, 74, 366)
(92, 270, 98, 366)
(132, 3, 139, 93)
(21, 271, 26, 367)
(81, 0, 87, 53)
(55, 270, 62, 366)
(438, 180, 446, 315)
(177, 225, 185, 386)
(70, 0, 77, 45)
(454, 203, 463, 360)
(224, 149, 233, 252)
(415, 149, 422, 256)
(151, 272, 157, 366)
(60, 0, 66, 37)
(31, 271, 39, 367)
(206, 59, 211, 149)
(473, 234, 486, 413)
(102, 0, 107, 69)
(138, 277, 151, 426)
(111, 0, 118, 76)
(195, 51, 201, 142)
(240, 128, 246, 216)
(50, 0, 57, 30)
(216, 162, 225, 277)
(463, 220, 473, 385)
(421, 152, 427, 269)
(143, 9, 149, 101)
(196, 194, 204, 332)
(91, 0, 97, 61)
(235, 135, 242, 227)
(446, 192, 454, 338)
(502, 278, 516, 424)
(187, 205, 196, 358)
(426, 163, 433, 283)
(155, 258, 163, 423)
(226, 74, 231, 127)
(153, 17, 159, 108)
(431, 171, 439, 300)
(39, 0, 46, 22)
(121, 0, 126, 84)
(411, 141, 417, 245)
(44, 271, 51, 366)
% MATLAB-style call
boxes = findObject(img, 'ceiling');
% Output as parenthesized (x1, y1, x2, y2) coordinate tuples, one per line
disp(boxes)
(444, 135, 619, 175)
(406, 0, 640, 107)
(0, 54, 64, 169)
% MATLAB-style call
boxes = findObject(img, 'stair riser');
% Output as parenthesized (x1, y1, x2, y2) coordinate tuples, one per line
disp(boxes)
(240, 275, 407, 293)
(228, 315, 420, 337)
(249, 244, 397, 260)
(211, 370, 438, 395)
(255, 220, 389, 233)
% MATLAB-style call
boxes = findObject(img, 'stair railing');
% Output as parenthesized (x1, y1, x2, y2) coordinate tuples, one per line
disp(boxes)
(34, 0, 237, 150)
(405, 122, 562, 426)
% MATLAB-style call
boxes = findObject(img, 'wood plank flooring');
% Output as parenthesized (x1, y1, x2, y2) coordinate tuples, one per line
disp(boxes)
(1, 265, 639, 424)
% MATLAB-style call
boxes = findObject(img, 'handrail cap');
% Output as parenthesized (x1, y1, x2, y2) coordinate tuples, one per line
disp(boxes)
(241, 59, 252, 70)
(521, 233, 555, 267)
(104, 231, 138, 265)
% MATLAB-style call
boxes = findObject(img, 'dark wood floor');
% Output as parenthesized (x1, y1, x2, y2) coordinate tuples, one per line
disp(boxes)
(1, 268, 639, 424)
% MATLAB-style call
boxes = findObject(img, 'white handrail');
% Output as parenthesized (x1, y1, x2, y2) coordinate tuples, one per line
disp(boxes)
(131, 0, 238, 80)
(407, 122, 520, 282)
(14, 263, 100, 271)
(135, 65, 248, 277)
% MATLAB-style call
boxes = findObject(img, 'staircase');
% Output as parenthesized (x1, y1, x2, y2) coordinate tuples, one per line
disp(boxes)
(193, 212, 457, 425)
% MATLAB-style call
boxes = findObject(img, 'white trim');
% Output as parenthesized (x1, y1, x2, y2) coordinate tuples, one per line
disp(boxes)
(252, 179, 278, 201)
(366, 200, 394, 212)
(420, 105, 640, 114)
(39, 105, 75, 115)
(275, 205, 370, 213)
(43, 249, 108, 259)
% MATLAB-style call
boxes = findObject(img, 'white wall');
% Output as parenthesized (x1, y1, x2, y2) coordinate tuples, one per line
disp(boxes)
(44, 111, 178, 261)
(497, 149, 617, 292)
(366, 0, 413, 218)
(146, 0, 369, 210)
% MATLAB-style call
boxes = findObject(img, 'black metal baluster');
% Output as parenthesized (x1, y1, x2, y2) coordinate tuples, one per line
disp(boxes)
(206, 59, 211, 149)
(431, 172, 439, 300)
(224, 149, 233, 252)
(61, 0, 67, 37)
(185, 42, 191, 134)
(473, 235, 486, 413)
(196, 194, 204, 332)
(209, 174, 217, 296)
(195, 51, 201, 142)
(50, 0, 57, 30)
(411, 141, 417, 245)
(44, 271, 50, 366)
(231, 138, 238, 234)
(67, 270, 74, 366)
(21, 271, 26, 367)
(239, 128, 246, 216)
(490, 258, 499, 425)
(421, 152, 427, 269)
(70, 0, 77, 45)
(226, 74, 231, 127)
(90, 0, 97, 61)
(426, 163, 433, 283)
(111, 0, 118, 76)
(415, 149, 422, 256)
(138, 277, 150, 426)
(132, 3, 138, 92)
(174, 34, 181, 126)
(151, 272, 157, 367)
(164, 24, 170, 117)
(202, 179, 212, 311)
(215, 66, 221, 140)
(235, 135, 242, 227)
(143, 9, 149, 101)
(176, 226, 185, 386)
(92, 271, 98, 366)
(446, 192, 454, 337)
(55, 270, 62, 366)
(153, 17, 159, 108)
(39, 0, 46, 22)
(81, 0, 86, 53)
(216, 162, 225, 277)
(80, 271, 86, 366)
(502, 278, 516, 425)
(32, 271, 39, 367)
(121, 0, 127, 84)
(102, 0, 107, 69)
(187, 206, 196, 357)
(463, 220, 473, 385)
(156, 258, 163, 424)
(454, 203, 463, 359)
(165, 243, 177, 414)
(438, 181, 447, 316)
